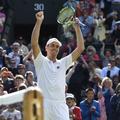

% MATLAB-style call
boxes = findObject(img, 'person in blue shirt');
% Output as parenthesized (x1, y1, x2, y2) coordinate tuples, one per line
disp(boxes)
(80, 88, 100, 120)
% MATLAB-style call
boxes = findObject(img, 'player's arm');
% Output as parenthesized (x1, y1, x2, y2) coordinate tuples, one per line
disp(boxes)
(31, 11, 44, 59)
(71, 18, 85, 62)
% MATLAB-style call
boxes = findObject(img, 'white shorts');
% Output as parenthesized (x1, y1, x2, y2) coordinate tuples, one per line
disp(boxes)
(44, 99, 70, 120)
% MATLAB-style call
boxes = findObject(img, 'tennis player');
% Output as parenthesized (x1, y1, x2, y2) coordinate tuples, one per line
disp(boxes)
(31, 11, 84, 120)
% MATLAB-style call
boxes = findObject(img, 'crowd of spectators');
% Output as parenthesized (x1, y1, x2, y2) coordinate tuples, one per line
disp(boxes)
(61, 0, 120, 120)
(0, 0, 120, 120)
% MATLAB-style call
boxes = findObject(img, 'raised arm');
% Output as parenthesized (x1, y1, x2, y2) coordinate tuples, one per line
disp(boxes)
(31, 11, 44, 59)
(71, 18, 85, 62)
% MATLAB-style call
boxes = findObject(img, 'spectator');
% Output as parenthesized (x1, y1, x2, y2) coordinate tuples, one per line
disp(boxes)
(111, 21, 120, 44)
(105, 11, 118, 33)
(25, 71, 37, 87)
(9, 74, 25, 93)
(17, 36, 29, 57)
(115, 55, 120, 68)
(101, 56, 120, 79)
(85, 33, 102, 53)
(66, 93, 82, 120)
(112, 75, 120, 90)
(101, 77, 114, 120)
(76, 0, 95, 17)
(79, 9, 94, 39)
(0, 104, 22, 120)
(88, 74, 102, 100)
(0, 70, 14, 93)
(97, 91, 107, 120)
(93, 10, 106, 42)
(17, 64, 26, 77)
(23, 50, 37, 80)
(80, 88, 100, 120)
(98, 0, 112, 17)
(110, 83, 120, 120)
(100, 42, 113, 67)
(87, 61, 102, 82)
(83, 45, 100, 62)
(8, 42, 23, 68)
(67, 57, 90, 105)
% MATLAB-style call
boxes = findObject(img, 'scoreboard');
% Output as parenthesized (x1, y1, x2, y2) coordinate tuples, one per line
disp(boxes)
(13, 0, 66, 25)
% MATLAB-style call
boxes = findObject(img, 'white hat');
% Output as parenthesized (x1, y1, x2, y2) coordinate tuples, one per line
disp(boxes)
(66, 93, 75, 99)
(46, 38, 62, 47)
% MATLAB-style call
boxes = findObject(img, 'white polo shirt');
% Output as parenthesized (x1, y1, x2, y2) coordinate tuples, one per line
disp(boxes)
(34, 52, 72, 102)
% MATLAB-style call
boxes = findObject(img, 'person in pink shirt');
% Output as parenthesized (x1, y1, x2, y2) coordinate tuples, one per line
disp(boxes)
(97, 91, 107, 120)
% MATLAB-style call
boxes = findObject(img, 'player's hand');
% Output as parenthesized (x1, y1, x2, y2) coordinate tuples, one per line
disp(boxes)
(35, 11, 44, 23)
(72, 17, 79, 28)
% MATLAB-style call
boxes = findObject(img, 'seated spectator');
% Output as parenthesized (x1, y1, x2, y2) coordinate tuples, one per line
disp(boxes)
(66, 93, 82, 120)
(83, 45, 100, 62)
(8, 42, 23, 68)
(0, 66, 8, 74)
(25, 71, 37, 87)
(0, 70, 14, 93)
(17, 64, 26, 77)
(9, 74, 25, 93)
(80, 88, 100, 120)
(17, 36, 29, 57)
(3, 55, 11, 69)
(0, 104, 22, 120)
(101, 56, 120, 79)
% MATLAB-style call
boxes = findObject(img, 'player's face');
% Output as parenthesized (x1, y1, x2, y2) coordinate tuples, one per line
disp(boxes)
(46, 42, 60, 57)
